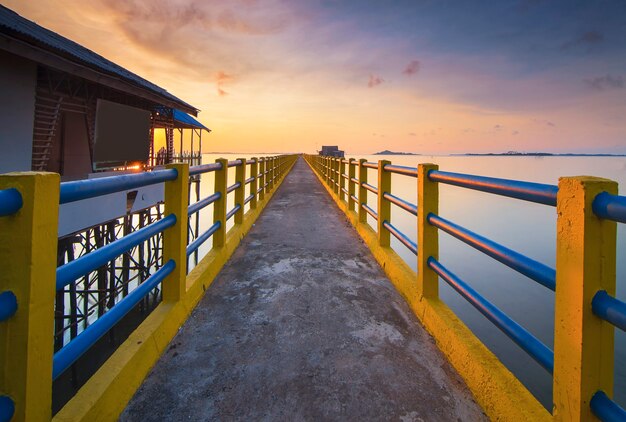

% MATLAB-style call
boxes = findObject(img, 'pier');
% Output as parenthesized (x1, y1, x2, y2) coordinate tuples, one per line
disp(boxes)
(2, 153, 626, 421)
(1, 4, 626, 421)
(120, 158, 484, 421)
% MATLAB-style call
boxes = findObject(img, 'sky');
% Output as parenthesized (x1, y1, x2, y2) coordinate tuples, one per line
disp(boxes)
(4, 0, 626, 154)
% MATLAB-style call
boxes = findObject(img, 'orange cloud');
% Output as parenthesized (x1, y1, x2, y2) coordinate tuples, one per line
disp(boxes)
(368, 74, 384, 88)
(403, 60, 420, 76)
(215, 71, 234, 96)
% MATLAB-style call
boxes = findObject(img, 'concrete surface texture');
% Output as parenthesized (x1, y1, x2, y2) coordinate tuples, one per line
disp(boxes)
(121, 158, 486, 421)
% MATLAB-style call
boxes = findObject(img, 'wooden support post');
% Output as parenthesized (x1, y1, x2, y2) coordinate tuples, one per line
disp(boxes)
(553, 176, 617, 421)
(0, 172, 59, 421)
(250, 157, 258, 209)
(417, 163, 439, 299)
(358, 159, 368, 223)
(348, 158, 356, 211)
(212, 158, 228, 248)
(235, 159, 246, 224)
(377, 160, 391, 246)
(162, 163, 189, 302)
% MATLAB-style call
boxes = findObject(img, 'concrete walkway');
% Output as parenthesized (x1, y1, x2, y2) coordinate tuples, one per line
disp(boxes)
(121, 158, 485, 421)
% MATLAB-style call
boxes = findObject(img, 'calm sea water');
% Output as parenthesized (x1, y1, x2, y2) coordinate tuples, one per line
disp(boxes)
(194, 153, 626, 410)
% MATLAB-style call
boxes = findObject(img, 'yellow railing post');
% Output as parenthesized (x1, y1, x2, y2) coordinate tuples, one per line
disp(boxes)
(268, 157, 275, 191)
(162, 163, 189, 302)
(0, 172, 59, 421)
(330, 158, 336, 194)
(335, 158, 340, 195)
(324, 157, 333, 187)
(324, 157, 332, 187)
(417, 163, 439, 299)
(553, 176, 617, 421)
(250, 157, 258, 210)
(358, 158, 368, 223)
(259, 158, 266, 200)
(213, 158, 228, 248)
(339, 159, 346, 202)
(378, 160, 391, 246)
(348, 158, 356, 211)
(235, 158, 246, 224)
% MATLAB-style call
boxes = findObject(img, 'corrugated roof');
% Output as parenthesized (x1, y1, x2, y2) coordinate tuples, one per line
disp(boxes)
(173, 109, 210, 131)
(0, 5, 197, 114)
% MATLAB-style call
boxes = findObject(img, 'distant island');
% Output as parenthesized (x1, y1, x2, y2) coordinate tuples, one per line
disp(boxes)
(459, 151, 626, 157)
(373, 150, 419, 155)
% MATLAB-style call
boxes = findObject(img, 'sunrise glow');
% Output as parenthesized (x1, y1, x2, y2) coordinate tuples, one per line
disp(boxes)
(6, 0, 625, 154)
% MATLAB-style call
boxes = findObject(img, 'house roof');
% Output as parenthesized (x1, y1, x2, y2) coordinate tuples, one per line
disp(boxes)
(0, 5, 198, 115)
(173, 109, 210, 131)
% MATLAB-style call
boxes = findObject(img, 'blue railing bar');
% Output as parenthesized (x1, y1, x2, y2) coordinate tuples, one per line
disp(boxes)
(56, 214, 176, 290)
(350, 177, 359, 185)
(226, 182, 241, 194)
(341, 187, 349, 196)
(244, 194, 254, 205)
(245, 177, 255, 185)
(350, 194, 359, 203)
(60, 169, 178, 204)
(428, 170, 558, 206)
(186, 222, 221, 257)
(592, 291, 626, 332)
(228, 159, 243, 168)
(383, 192, 417, 216)
(0, 291, 17, 321)
(593, 192, 626, 224)
(188, 192, 221, 216)
(428, 214, 556, 291)
(383, 220, 417, 255)
(264, 182, 269, 188)
(53, 259, 175, 380)
(591, 390, 626, 422)
(383, 164, 418, 177)
(362, 182, 378, 194)
(257, 187, 263, 194)
(247, 158, 257, 165)
(362, 161, 377, 169)
(341, 173, 349, 179)
(428, 257, 554, 373)
(226, 204, 241, 221)
(189, 162, 222, 176)
(0, 395, 14, 422)
(362, 203, 378, 220)
(0, 188, 23, 216)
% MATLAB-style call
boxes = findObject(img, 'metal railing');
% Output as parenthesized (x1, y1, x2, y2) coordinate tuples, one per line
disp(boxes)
(0, 154, 297, 420)
(305, 153, 626, 421)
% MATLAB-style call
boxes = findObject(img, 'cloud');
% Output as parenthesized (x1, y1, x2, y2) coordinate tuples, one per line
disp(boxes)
(494, 124, 502, 130)
(368, 74, 384, 88)
(561, 30, 604, 50)
(94, 0, 294, 77)
(215, 71, 234, 96)
(402, 60, 420, 76)
(585, 74, 624, 91)
(408, 132, 416, 136)
(512, 130, 519, 135)
(532, 118, 556, 127)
